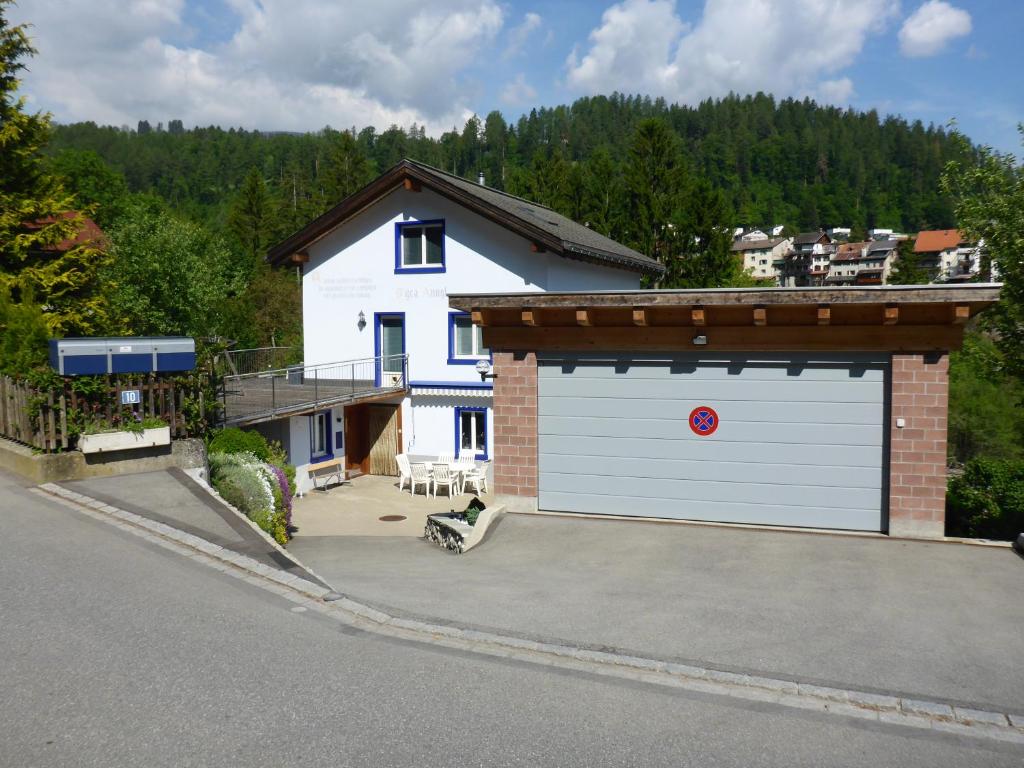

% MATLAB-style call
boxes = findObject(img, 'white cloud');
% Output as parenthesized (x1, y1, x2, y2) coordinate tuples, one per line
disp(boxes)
(899, 1, 972, 58)
(566, 0, 687, 96)
(501, 73, 538, 106)
(817, 78, 854, 104)
(566, 0, 899, 106)
(504, 12, 542, 58)
(11, 0, 503, 132)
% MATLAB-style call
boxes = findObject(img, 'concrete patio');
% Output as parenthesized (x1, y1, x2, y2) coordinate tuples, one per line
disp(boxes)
(291, 473, 491, 537)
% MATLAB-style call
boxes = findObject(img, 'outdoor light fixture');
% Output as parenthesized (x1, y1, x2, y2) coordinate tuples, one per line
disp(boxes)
(357, 310, 366, 331)
(475, 359, 497, 381)
(692, 334, 708, 345)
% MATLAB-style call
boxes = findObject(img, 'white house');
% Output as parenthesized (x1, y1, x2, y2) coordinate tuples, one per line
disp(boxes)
(261, 159, 661, 492)
(730, 236, 792, 283)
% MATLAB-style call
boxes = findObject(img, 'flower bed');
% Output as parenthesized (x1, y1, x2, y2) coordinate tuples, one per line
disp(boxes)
(209, 451, 291, 545)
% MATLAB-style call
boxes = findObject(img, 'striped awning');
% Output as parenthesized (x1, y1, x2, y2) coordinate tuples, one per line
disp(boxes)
(411, 385, 492, 398)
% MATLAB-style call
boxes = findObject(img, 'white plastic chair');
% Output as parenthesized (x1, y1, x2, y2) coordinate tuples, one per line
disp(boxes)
(461, 462, 489, 495)
(436, 452, 455, 466)
(396, 454, 412, 492)
(431, 463, 457, 499)
(410, 463, 431, 498)
(452, 457, 476, 494)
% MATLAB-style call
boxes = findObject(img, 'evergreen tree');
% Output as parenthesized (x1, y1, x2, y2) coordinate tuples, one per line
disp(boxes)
(623, 119, 684, 271)
(228, 167, 273, 270)
(889, 239, 931, 285)
(320, 130, 374, 205)
(670, 179, 744, 288)
(0, 0, 111, 335)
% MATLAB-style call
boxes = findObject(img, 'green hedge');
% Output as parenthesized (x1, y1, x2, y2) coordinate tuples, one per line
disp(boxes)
(947, 458, 1024, 540)
(208, 427, 271, 461)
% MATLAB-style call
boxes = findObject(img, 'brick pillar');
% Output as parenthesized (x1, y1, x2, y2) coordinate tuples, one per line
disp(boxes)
(888, 353, 949, 539)
(492, 350, 538, 512)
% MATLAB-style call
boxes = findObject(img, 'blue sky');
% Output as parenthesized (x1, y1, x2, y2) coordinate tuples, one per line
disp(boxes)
(12, 0, 1022, 153)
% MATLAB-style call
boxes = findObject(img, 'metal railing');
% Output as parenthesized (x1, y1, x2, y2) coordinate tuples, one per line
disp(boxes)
(221, 346, 298, 377)
(221, 354, 408, 425)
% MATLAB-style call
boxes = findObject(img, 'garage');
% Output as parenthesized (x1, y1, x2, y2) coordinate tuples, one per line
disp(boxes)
(538, 353, 888, 531)
(448, 285, 1000, 538)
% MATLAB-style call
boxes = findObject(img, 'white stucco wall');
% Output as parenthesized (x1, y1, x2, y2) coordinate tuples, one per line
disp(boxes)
(284, 184, 640, 481)
(302, 185, 640, 381)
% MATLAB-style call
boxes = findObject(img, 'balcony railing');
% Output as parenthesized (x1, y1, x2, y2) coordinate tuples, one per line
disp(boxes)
(220, 346, 298, 377)
(221, 354, 408, 426)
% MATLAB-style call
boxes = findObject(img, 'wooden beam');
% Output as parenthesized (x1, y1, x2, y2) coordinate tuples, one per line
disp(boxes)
(953, 304, 970, 324)
(530, 243, 547, 253)
(632, 308, 648, 326)
(817, 305, 831, 326)
(403, 178, 421, 192)
(290, 251, 309, 264)
(471, 310, 486, 327)
(753, 306, 767, 326)
(883, 304, 899, 325)
(521, 309, 537, 327)
(449, 285, 1001, 311)
(575, 309, 592, 327)
(691, 307, 706, 327)
(484, 325, 965, 354)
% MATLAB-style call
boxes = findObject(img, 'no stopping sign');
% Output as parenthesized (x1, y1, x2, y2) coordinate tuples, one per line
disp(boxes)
(688, 406, 719, 436)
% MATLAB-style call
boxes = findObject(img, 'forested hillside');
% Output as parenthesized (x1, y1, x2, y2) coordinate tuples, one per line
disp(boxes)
(49, 93, 966, 245)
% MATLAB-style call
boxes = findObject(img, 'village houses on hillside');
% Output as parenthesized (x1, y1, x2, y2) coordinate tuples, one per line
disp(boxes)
(732, 226, 986, 287)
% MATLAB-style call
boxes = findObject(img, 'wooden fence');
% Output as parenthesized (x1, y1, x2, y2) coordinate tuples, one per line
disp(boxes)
(0, 374, 209, 453)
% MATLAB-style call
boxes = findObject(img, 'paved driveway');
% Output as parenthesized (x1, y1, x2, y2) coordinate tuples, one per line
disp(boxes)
(289, 514, 1024, 713)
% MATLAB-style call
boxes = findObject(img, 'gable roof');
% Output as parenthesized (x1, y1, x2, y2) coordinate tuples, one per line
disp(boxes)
(834, 241, 869, 261)
(867, 239, 899, 253)
(914, 229, 964, 253)
(731, 236, 787, 252)
(267, 158, 663, 276)
(24, 211, 108, 252)
(793, 231, 829, 246)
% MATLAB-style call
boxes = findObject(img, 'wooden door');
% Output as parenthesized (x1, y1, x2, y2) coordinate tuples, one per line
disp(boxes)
(344, 405, 368, 474)
(367, 405, 400, 476)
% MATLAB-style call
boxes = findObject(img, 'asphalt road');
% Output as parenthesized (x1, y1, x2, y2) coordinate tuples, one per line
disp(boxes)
(1, 470, 1020, 767)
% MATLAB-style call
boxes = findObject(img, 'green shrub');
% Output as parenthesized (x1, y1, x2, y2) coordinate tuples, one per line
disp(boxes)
(209, 427, 271, 461)
(946, 458, 1024, 540)
(209, 451, 287, 545)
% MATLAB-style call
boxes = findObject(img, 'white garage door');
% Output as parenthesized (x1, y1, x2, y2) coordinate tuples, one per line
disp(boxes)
(538, 353, 888, 532)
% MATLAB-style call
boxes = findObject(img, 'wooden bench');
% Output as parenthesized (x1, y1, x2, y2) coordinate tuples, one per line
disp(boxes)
(308, 458, 346, 491)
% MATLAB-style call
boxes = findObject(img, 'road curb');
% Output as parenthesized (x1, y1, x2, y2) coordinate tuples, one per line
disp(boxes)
(36, 482, 1024, 746)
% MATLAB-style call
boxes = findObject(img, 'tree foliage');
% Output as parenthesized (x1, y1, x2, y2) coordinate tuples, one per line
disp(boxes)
(104, 201, 245, 337)
(0, 1, 110, 335)
(941, 127, 1024, 381)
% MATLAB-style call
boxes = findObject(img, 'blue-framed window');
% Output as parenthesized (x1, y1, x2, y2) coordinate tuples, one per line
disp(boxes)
(395, 219, 445, 274)
(447, 311, 491, 366)
(310, 409, 333, 461)
(373, 312, 406, 386)
(455, 406, 488, 460)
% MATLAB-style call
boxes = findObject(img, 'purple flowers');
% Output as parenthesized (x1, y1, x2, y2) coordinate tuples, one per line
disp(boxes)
(269, 463, 292, 526)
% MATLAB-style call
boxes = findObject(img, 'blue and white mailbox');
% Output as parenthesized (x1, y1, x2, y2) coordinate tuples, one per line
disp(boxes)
(48, 337, 196, 376)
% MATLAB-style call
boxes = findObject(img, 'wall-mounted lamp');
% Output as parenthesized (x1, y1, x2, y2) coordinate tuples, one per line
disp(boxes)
(476, 359, 498, 382)
(692, 334, 708, 346)
(357, 310, 366, 332)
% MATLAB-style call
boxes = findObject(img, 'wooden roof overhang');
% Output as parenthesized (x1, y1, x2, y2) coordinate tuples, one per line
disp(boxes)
(448, 285, 1001, 353)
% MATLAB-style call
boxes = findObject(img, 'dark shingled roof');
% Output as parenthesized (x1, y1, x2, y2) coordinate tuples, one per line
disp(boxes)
(867, 239, 899, 253)
(267, 158, 663, 276)
(731, 236, 787, 252)
(793, 231, 829, 246)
